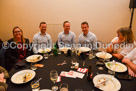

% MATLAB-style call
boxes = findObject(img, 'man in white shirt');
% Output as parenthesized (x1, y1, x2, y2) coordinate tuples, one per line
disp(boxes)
(58, 21, 76, 48)
(122, 48, 136, 77)
(32, 22, 52, 53)
(78, 21, 97, 50)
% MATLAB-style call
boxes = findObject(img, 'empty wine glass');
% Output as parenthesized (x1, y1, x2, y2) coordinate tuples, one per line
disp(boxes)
(59, 83, 68, 91)
(50, 70, 58, 91)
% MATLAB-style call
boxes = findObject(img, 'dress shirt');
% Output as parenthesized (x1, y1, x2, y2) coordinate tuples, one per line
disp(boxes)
(32, 32, 52, 53)
(58, 31, 76, 48)
(78, 32, 97, 50)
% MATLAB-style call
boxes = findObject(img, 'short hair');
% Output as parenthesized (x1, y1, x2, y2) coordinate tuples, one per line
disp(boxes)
(81, 21, 89, 27)
(39, 22, 46, 27)
(63, 21, 70, 27)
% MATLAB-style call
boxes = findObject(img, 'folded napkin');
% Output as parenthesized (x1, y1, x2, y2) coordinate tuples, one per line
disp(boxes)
(60, 71, 76, 78)
(70, 70, 85, 79)
(77, 68, 88, 73)
(35, 64, 44, 67)
(14, 61, 25, 69)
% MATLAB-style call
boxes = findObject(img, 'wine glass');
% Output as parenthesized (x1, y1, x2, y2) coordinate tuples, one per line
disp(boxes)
(59, 83, 68, 91)
(50, 70, 58, 91)
(31, 80, 40, 91)
(71, 58, 77, 68)
(43, 48, 49, 59)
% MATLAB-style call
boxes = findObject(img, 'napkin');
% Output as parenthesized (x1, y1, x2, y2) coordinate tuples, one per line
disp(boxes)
(70, 70, 85, 79)
(77, 68, 88, 73)
(14, 61, 25, 69)
(35, 64, 44, 67)
(60, 71, 76, 78)
(56, 76, 61, 82)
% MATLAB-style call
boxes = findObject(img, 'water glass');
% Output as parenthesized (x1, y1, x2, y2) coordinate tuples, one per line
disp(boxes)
(71, 58, 77, 68)
(89, 50, 94, 59)
(31, 63, 37, 70)
(50, 70, 58, 91)
(59, 83, 68, 91)
(31, 81, 40, 91)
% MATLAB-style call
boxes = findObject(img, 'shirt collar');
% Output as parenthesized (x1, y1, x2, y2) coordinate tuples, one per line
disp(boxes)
(40, 32, 46, 36)
(83, 32, 89, 37)
(63, 31, 70, 34)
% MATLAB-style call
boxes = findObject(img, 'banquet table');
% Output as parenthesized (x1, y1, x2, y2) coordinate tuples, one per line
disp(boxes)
(7, 53, 136, 91)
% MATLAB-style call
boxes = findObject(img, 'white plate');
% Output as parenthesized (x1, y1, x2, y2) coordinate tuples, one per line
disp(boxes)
(26, 55, 43, 63)
(96, 52, 112, 59)
(59, 47, 71, 53)
(77, 47, 91, 52)
(40, 89, 52, 91)
(11, 69, 36, 84)
(105, 62, 127, 72)
(93, 74, 121, 91)
(38, 48, 51, 53)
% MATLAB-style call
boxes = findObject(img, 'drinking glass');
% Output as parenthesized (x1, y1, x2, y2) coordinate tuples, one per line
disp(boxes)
(108, 60, 116, 76)
(50, 70, 58, 91)
(59, 83, 68, 91)
(31, 63, 37, 70)
(89, 50, 93, 60)
(31, 81, 40, 91)
(71, 58, 77, 68)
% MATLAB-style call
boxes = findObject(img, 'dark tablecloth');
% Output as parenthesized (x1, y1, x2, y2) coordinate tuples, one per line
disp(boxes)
(7, 54, 136, 91)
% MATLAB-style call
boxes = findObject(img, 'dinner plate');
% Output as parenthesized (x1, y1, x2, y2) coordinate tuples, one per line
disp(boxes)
(96, 52, 112, 59)
(26, 55, 43, 63)
(38, 48, 51, 53)
(77, 47, 91, 52)
(105, 62, 127, 72)
(40, 89, 52, 91)
(93, 74, 121, 91)
(11, 69, 36, 84)
(59, 47, 71, 53)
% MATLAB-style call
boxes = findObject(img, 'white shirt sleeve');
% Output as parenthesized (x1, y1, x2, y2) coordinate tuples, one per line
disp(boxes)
(125, 48, 136, 61)
(32, 35, 38, 53)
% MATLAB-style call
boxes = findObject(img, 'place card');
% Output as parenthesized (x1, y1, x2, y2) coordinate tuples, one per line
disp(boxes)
(60, 71, 76, 78)
(70, 70, 85, 79)
(77, 68, 88, 73)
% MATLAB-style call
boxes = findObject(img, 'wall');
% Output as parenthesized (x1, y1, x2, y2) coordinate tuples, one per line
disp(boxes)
(0, 0, 135, 43)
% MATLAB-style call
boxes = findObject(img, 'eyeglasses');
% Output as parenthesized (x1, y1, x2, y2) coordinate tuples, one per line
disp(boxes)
(14, 31, 21, 33)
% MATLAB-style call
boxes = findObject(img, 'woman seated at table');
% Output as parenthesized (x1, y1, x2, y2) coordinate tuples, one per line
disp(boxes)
(122, 48, 136, 77)
(5, 26, 32, 71)
(107, 27, 135, 59)
(0, 66, 9, 91)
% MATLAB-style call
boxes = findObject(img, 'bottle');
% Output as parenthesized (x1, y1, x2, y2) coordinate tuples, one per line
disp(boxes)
(87, 64, 93, 81)
(53, 44, 58, 56)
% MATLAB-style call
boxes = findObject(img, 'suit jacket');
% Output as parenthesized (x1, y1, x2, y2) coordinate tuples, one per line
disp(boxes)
(5, 38, 32, 71)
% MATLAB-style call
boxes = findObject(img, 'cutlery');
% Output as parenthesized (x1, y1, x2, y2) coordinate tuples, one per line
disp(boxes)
(95, 79, 108, 87)
(57, 60, 67, 66)
(34, 77, 42, 84)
